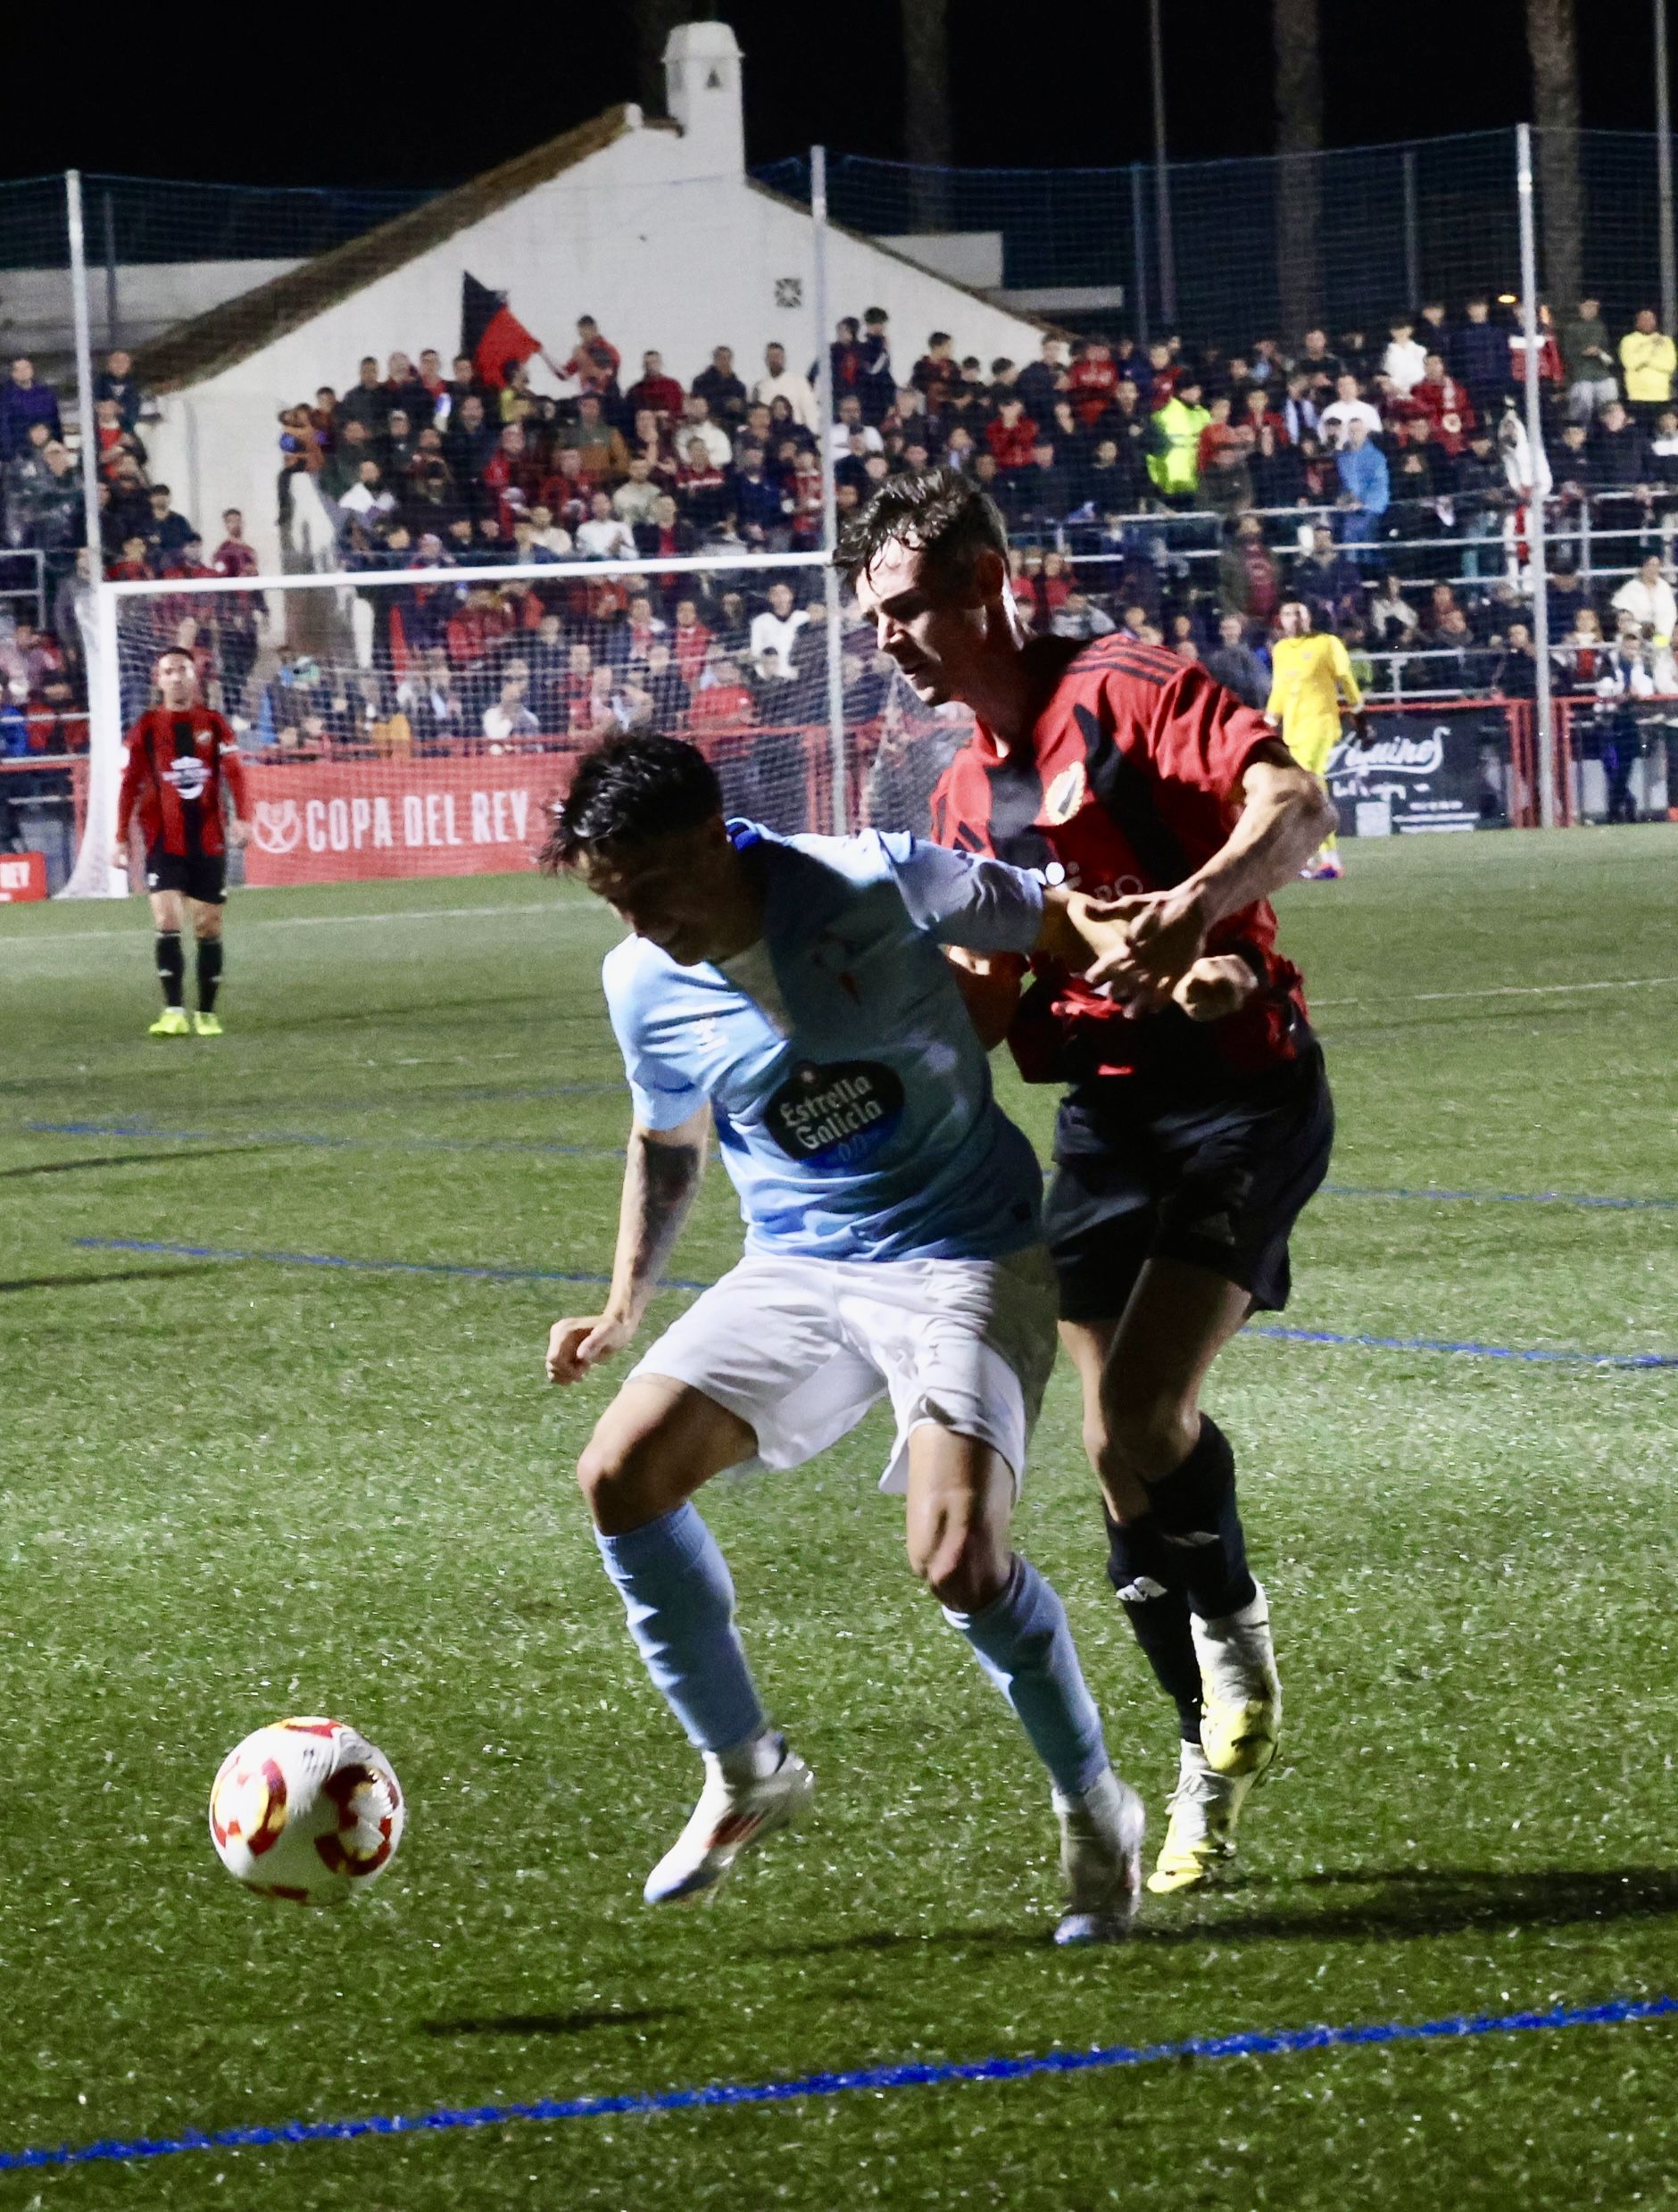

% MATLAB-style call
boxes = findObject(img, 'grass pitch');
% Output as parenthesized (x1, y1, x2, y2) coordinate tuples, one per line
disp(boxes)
(2, 827, 1675, 2209)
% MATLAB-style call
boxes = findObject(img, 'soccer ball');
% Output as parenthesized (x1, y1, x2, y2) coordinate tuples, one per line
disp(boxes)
(209, 1717, 404, 1905)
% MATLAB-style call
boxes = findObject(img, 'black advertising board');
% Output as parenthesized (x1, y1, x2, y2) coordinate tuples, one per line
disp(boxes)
(1326, 707, 1509, 836)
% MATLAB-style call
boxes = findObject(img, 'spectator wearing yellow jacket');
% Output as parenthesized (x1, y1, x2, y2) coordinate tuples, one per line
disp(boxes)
(1265, 601, 1361, 879)
(1147, 377, 1209, 503)
(1620, 308, 1676, 423)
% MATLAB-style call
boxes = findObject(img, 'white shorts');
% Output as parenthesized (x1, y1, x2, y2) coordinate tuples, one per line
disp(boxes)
(628, 1244, 1059, 1493)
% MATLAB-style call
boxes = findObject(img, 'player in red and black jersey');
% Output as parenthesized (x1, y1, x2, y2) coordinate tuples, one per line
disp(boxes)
(843, 471, 1338, 1897)
(113, 647, 249, 1036)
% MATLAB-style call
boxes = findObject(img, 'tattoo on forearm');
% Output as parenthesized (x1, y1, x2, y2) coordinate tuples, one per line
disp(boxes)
(627, 1141, 702, 1296)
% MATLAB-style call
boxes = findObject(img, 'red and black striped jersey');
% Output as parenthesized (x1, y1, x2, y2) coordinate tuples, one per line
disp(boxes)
(117, 706, 248, 860)
(929, 634, 1312, 1085)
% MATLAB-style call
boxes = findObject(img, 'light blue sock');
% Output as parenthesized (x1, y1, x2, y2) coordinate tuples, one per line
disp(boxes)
(944, 1556, 1110, 1798)
(595, 1501, 767, 1753)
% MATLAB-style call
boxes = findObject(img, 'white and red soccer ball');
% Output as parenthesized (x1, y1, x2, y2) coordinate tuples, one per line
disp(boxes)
(209, 1717, 404, 1904)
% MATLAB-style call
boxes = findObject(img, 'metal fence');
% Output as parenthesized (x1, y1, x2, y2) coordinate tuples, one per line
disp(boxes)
(6, 126, 1678, 894)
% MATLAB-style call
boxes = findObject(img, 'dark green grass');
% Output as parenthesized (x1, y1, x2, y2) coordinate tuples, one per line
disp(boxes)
(2, 828, 1674, 2209)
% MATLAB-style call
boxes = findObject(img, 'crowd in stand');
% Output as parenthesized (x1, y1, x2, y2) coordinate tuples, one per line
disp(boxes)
(6, 293, 1678, 791)
(224, 297, 1678, 761)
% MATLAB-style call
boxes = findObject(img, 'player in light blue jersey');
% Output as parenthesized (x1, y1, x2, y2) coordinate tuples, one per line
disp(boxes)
(540, 733, 1161, 1943)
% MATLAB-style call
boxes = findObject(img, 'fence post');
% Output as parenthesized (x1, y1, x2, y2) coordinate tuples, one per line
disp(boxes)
(1516, 125, 1558, 829)
(1659, 0, 1677, 343)
(811, 146, 847, 835)
(102, 189, 120, 352)
(1402, 146, 1420, 311)
(1148, 0, 1177, 328)
(1129, 162, 1151, 352)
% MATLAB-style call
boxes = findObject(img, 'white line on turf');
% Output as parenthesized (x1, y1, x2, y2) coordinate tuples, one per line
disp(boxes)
(1313, 975, 1678, 1009)
(4, 902, 572, 946)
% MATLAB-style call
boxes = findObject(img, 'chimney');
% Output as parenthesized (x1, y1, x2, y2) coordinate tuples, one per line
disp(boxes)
(662, 20, 745, 176)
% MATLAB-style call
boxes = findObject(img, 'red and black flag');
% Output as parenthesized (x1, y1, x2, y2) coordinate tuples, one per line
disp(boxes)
(461, 273, 542, 388)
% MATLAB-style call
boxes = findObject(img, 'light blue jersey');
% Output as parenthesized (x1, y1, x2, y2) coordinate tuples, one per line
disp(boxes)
(602, 822, 1048, 1262)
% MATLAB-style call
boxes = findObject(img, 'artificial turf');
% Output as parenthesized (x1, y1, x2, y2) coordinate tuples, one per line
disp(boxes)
(2, 825, 1674, 2208)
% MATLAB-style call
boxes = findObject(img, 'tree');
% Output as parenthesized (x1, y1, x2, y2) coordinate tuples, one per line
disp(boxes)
(1274, 0, 1324, 346)
(901, 0, 953, 232)
(1526, 0, 1582, 320)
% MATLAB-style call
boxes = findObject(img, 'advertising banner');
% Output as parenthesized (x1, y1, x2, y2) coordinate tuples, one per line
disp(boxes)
(1326, 706, 1513, 836)
(240, 755, 576, 886)
(0, 851, 47, 901)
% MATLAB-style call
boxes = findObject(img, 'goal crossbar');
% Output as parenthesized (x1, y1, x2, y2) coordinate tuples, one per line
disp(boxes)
(100, 547, 835, 602)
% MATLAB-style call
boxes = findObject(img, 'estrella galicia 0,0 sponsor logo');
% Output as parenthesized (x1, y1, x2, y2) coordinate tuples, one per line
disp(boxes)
(766, 1060, 905, 1168)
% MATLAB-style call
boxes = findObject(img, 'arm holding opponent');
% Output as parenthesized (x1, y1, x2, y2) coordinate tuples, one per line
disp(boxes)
(1079, 745, 1335, 1015)
(947, 895, 1260, 1051)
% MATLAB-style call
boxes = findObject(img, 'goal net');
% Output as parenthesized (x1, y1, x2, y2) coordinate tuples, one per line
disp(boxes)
(93, 549, 959, 888)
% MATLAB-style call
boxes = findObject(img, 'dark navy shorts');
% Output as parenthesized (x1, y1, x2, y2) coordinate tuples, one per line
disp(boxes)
(1043, 1044, 1334, 1322)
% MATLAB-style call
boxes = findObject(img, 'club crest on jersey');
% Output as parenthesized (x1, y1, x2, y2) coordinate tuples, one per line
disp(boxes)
(765, 1060, 904, 1168)
(163, 756, 211, 802)
(1043, 761, 1086, 825)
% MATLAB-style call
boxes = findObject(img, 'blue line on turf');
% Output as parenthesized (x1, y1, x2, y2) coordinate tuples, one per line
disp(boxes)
(28, 1120, 619, 1160)
(70, 1239, 1678, 1367)
(1245, 1322, 1678, 1368)
(1324, 1181, 1678, 1212)
(70, 1236, 710, 1295)
(2, 1993, 1672, 2173)
(29, 1130, 1676, 1213)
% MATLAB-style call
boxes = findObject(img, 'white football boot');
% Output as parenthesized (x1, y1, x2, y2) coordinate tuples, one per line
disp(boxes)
(1052, 1768, 1146, 1945)
(643, 1732, 814, 1905)
(1146, 1738, 1253, 1894)
(1192, 1582, 1282, 1779)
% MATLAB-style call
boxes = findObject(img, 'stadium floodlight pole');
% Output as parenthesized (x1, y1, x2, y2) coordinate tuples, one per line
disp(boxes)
(60, 168, 125, 899)
(1148, 0, 1177, 328)
(1658, 0, 1677, 339)
(811, 143, 849, 835)
(1516, 123, 1558, 831)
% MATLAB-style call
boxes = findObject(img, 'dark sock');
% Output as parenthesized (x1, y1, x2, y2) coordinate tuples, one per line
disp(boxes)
(196, 936, 223, 1013)
(1105, 1509, 1203, 1742)
(154, 930, 184, 1008)
(1147, 1416, 1257, 1622)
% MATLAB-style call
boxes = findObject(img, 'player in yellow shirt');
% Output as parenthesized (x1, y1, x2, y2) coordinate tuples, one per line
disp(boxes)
(1266, 603, 1360, 880)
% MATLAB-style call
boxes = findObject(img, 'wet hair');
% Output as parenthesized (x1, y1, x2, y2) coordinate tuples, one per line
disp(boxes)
(835, 464, 1009, 592)
(539, 733, 721, 872)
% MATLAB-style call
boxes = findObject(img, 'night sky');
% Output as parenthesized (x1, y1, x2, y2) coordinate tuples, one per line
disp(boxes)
(5, 3, 1666, 187)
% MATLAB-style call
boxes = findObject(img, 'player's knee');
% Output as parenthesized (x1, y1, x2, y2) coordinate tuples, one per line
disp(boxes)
(1097, 1388, 1200, 1485)
(193, 911, 223, 942)
(577, 1424, 677, 1534)
(910, 1517, 1009, 1613)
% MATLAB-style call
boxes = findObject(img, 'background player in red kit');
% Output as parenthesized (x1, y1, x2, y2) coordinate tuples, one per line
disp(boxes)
(843, 471, 1338, 1896)
(113, 646, 250, 1036)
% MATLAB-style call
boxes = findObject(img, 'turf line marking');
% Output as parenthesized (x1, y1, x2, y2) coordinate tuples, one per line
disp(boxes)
(1323, 1182, 1678, 1213)
(69, 1240, 1678, 1367)
(71, 1236, 710, 1294)
(29, 1135, 1677, 1213)
(1245, 1322, 1677, 1368)
(1313, 974, 1678, 1009)
(28, 1121, 619, 1160)
(4, 902, 568, 946)
(3, 1993, 1671, 2173)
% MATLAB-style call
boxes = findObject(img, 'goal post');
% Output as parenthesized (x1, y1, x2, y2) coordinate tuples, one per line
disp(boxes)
(93, 546, 889, 888)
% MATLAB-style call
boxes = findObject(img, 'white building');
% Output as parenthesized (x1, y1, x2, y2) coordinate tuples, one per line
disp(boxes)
(137, 23, 1046, 571)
